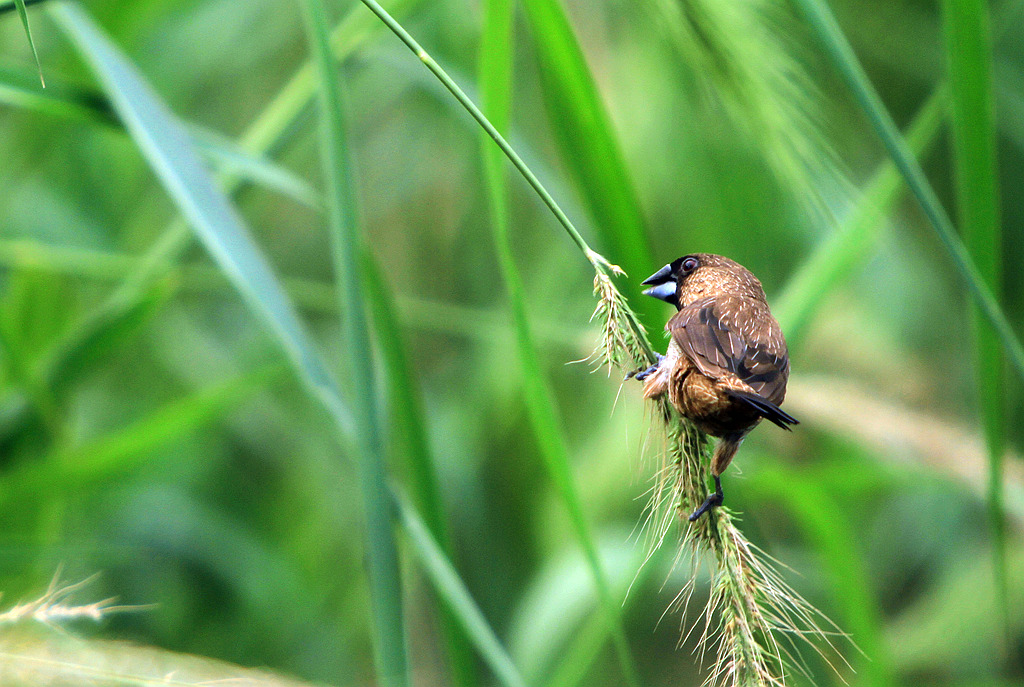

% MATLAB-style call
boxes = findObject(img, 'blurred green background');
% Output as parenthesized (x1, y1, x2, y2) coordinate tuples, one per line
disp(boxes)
(0, 0, 1022, 685)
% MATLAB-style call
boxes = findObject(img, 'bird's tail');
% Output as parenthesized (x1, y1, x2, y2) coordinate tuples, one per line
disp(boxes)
(725, 389, 799, 430)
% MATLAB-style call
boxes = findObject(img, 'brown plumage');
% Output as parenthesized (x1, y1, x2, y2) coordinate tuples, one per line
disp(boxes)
(633, 253, 796, 520)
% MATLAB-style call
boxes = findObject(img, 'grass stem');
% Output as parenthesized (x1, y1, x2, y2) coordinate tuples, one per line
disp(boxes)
(940, 0, 1007, 648)
(302, 1, 408, 683)
(354, 0, 656, 364)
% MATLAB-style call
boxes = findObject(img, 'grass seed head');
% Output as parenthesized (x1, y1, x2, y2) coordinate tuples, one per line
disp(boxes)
(590, 268, 649, 375)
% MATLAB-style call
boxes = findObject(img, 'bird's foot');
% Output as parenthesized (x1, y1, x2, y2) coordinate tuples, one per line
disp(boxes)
(687, 492, 723, 521)
(688, 475, 724, 522)
(627, 354, 663, 382)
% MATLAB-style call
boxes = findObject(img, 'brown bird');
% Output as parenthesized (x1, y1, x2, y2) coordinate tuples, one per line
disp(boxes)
(633, 253, 796, 521)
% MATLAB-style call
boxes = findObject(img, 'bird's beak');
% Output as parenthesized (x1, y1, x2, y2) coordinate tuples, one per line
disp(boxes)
(641, 264, 677, 304)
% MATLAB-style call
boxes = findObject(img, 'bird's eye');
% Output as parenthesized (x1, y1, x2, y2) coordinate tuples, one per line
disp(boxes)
(681, 257, 699, 274)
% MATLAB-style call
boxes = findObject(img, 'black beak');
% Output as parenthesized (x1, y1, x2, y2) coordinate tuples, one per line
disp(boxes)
(641, 264, 677, 304)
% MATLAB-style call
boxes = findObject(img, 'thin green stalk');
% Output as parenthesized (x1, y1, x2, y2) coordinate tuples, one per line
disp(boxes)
(478, 1, 640, 685)
(12, 0, 44, 86)
(791, 0, 1024, 386)
(301, 1, 407, 685)
(362, 253, 477, 687)
(395, 491, 530, 687)
(0, 0, 44, 12)
(940, 0, 1007, 644)
(354, 0, 656, 365)
(518, 0, 654, 284)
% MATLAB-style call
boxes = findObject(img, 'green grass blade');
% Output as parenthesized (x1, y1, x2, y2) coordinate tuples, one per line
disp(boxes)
(301, 1, 407, 685)
(49, 1, 354, 437)
(478, 3, 640, 686)
(0, 61, 113, 122)
(940, 0, 1007, 640)
(0, 365, 284, 511)
(518, 0, 654, 284)
(750, 468, 893, 686)
(186, 126, 320, 209)
(395, 492, 530, 687)
(774, 87, 945, 348)
(44, 277, 171, 392)
(790, 0, 1024, 386)
(13, 0, 44, 86)
(362, 253, 477, 687)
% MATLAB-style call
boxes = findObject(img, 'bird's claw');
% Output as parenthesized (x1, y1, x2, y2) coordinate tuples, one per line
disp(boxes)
(626, 354, 663, 382)
(688, 475, 724, 521)
(687, 491, 723, 521)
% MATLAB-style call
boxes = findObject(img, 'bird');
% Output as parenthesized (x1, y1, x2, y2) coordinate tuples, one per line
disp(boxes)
(632, 253, 797, 521)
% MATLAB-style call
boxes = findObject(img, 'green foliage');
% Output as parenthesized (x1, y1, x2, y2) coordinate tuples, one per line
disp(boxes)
(774, 87, 946, 348)
(49, 3, 349, 428)
(0, 0, 1022, 686)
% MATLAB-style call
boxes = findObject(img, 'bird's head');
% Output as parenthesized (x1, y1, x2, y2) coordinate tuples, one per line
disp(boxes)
(641, 253, 765, 309)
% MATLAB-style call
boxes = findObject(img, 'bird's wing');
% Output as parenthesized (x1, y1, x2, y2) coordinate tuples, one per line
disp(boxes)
(667, 295, 789, 403)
